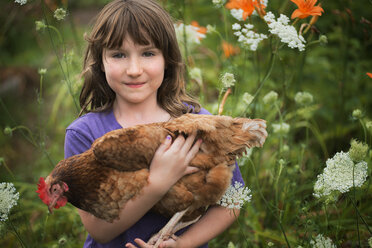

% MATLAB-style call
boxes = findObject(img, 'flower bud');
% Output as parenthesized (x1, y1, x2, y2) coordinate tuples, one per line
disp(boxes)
(35, 20, 47, 31)
(349, 139, 368, 162)
(352, 109, 363, 119)
(59, 237, 67, 245)
(206, 25, 217, 34)
(38, 68, 47, 75)
(319, 35, 328, 46)
(366, 121, 372, 134)
(263, 91, 278, 105)
(4, 127, 12, 136)
(272, 122, 290, 135)
(294, 91, 313, 106)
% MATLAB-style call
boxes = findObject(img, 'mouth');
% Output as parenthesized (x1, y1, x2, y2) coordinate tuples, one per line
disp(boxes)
(124, 82, 146, 88)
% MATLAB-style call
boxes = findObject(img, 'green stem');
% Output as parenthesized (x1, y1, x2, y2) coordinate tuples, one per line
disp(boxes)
(0, 159, 15, 179)
(252, 39, 278, 102)
(41, 2, 79, 113)
(348, 194, 372, 235)
(323, 203, 329, 231)
(359, 119, 367, 144)
(352, 164, 361, 247)
(8, 221, 27, 248)
(249, 158, 291, 247)
(11, 126, 38, 147)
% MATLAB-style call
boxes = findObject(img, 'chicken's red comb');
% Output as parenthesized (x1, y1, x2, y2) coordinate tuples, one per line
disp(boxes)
(36, 177, 50, 205)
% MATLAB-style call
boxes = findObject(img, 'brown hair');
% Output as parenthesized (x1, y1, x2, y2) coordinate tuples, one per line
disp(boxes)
(79, 0, 200, 117)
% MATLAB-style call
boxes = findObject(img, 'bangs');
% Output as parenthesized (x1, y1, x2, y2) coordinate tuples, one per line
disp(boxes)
(100, 1, 167, 50)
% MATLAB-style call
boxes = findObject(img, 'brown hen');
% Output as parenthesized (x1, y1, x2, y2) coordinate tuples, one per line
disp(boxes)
(37, 114, 267, 246)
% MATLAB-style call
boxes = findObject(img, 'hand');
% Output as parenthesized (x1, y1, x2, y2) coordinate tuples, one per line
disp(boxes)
(125, 237, 178, 248)
(149, 132, 202, 192)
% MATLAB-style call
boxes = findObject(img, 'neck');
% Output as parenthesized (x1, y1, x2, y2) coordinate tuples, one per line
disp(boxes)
(113, 99, 171, 128)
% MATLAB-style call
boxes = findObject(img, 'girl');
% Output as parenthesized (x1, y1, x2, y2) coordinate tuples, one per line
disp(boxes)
(64, 0, 244, 247)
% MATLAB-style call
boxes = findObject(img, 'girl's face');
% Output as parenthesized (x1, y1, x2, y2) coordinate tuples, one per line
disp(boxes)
(102, 36, 165, 106)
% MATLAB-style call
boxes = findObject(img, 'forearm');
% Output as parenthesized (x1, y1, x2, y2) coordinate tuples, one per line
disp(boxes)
(79, 178, 169, 244)
(177, 206, 240, 247)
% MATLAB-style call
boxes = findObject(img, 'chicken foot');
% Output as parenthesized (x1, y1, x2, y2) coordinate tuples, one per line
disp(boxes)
(148, 207, 201, 247)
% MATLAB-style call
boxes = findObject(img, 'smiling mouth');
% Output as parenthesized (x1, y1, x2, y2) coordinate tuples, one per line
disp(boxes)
(124, 82, 145, 88)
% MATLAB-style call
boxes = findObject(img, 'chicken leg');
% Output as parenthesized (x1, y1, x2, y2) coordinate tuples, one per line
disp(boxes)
(148, 207, 200, 247)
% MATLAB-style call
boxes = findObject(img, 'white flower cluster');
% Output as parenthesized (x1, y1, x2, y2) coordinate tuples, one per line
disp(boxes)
(263, 90, 278, 104)
(313, 151, 368, 198)
(310, 234, 336, 248)
(218, 181, 252, 209)
(212, 0, 226, 8)
(232, 23, 267, 51)
(242, 92, 254, 106)
(0, 182, 19, 221)
(272, 122, 290, 135)
(54, 8, 67, 21)
(174, 23, 206, 47)
(230, 9, 244, 21)
(264, 12, 306, 51)
(15, 0, 27, 5)
(221, 72, 236, 89)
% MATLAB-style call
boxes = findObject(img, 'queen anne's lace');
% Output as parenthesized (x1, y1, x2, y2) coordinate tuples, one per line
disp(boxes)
(264, 12, 306, 51)
(218, 181, 252, 209)
(221, 72, 236, 89)
(232, 23, 267, 51)
(0, 182, 19, 221)
(15, 0, 27, 5)
(313, 151, 368, 198)
(310, 234, 336, 248)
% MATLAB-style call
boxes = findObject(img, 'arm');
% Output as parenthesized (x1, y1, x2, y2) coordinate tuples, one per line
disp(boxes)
(174, 206, 240, 247)
(78, 133, 202, 244)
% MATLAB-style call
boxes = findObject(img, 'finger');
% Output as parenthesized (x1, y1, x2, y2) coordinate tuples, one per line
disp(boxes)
(159, 238, 177, 248)
(184, 165, 199, 175)
(156, 135, 172, 154)
(134, 238, 151, 248)
(180, 132, 197, 154)
(185, 138, 202, 164)
(168, 134, 186, 151)
(125, 243, 137, 248)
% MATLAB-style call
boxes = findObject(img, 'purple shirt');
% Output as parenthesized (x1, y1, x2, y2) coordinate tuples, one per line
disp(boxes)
(64, 108, 244, 248)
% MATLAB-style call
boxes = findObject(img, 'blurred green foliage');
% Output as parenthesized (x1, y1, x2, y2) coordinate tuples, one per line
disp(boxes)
(0, 0, 371, 247)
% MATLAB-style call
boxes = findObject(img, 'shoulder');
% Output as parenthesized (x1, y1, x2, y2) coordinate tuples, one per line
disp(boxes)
(64, 110, 121, 158)
(66, 110, 121, 140)
(195, 107, 212, 115)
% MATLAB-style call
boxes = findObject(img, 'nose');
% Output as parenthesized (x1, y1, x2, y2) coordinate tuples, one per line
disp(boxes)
(126, 57, 143, 77)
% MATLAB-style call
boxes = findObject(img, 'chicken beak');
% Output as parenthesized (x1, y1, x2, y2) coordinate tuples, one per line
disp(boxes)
(48, 205, 54, 214)
(48, 196, 59, 214)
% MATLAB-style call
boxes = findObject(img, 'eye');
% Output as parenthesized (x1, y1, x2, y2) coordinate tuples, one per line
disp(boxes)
(112, 52, 126, 59)
(143, 51, 155, 57)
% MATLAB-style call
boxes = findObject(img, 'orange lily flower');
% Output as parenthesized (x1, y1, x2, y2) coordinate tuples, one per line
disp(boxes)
(191, 21, 207, 35)
(290, 0, 324, 19)
(367, 72, 372, 78)
(226, 0, 266, 20)
(222, 41, 240, 58)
